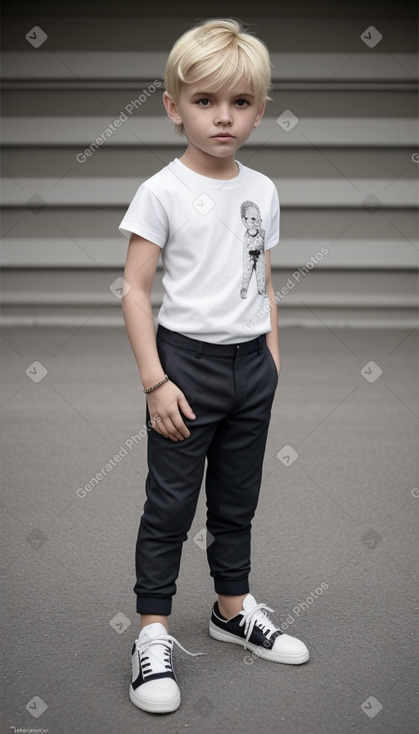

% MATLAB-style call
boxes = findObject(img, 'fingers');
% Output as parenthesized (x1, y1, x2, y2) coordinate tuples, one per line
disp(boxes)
(159, 411, 190, 442)
(147, 382, 196, 442)
(178, 395, 196, 421)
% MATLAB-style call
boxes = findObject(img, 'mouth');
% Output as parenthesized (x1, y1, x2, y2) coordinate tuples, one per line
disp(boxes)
(212, 133, 236, 141)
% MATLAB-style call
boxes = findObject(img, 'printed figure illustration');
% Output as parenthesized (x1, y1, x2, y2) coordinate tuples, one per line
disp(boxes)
(240, 200, 267, 298)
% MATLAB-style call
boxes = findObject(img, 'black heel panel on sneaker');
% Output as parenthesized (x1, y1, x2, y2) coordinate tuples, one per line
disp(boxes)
(213, 602, 228, 620)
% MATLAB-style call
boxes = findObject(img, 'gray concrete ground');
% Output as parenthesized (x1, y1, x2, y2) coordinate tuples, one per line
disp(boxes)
(1, 324, 418, 734)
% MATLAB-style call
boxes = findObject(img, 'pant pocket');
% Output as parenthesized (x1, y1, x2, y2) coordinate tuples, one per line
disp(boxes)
(156, 338, 174, 374)
(265, 346, 279, 387)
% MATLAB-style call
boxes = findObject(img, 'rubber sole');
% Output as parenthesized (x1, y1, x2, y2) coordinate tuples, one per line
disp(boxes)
(209, 621, 309, 665)
(129, 684, 181, 714)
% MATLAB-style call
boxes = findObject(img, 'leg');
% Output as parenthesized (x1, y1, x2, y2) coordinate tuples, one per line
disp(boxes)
(241, 252, 253, 298)
(140, 614, 168, 632)
(217, 593, 247, 619)
(134, 337, 232, 617)
(205, 341, 278, 596)
(134, 418, 212, 615)
(256, 250, 267, 296)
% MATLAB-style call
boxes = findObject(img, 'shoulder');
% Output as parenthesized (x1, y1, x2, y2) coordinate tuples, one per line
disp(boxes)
(128, 165, 179, 215)
(139, 164, 174, 196)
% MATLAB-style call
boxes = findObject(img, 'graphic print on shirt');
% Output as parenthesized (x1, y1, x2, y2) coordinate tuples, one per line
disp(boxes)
(240, 200, 267, 299)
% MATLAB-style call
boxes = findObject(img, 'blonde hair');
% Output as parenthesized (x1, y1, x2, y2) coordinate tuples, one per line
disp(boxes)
(164, 18, 272, 135)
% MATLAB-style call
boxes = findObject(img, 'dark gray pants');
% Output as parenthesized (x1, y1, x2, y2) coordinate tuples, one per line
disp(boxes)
(134, 325, 278, 615)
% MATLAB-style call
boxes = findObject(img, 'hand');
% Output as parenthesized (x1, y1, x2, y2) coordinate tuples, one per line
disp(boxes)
(146, 380, 196, 442)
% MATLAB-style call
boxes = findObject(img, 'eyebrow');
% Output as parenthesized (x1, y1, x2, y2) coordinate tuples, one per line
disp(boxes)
(191, 91, 255, 98)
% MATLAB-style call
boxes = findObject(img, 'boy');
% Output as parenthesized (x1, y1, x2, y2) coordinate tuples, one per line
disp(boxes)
(119, 18, 309, 715)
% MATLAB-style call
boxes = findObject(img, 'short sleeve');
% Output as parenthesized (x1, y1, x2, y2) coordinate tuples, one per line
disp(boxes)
(264, 185, 280, 251)
(118, 184, 169, 248)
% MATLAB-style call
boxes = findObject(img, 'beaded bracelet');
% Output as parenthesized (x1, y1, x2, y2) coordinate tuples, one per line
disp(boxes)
(143, 375, 169, 394)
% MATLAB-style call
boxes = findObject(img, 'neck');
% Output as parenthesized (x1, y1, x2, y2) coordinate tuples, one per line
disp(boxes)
(179, 145, 239, 180)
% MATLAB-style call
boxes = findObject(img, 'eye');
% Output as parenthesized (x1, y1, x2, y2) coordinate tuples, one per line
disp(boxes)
(197, 98, 211, 106)
(235, 99, 250, 107)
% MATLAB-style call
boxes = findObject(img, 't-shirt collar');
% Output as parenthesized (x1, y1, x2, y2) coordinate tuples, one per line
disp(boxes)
(170, 157, 244, 189)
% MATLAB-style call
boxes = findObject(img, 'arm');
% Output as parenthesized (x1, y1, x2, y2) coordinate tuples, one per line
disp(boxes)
(265, 249, 280, 375)
(121, 233, 196, 441)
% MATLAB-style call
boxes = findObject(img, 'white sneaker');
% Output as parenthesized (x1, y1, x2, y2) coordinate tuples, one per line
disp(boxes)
(129, 622, 204, 714)
(209, 593, 309, 665)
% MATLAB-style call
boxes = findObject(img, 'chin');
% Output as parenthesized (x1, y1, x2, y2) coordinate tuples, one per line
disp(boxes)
(208, 146, 239, 157)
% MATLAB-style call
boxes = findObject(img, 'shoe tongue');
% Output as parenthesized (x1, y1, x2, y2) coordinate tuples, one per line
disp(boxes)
(242, 594, 276, 638)
(139, 622, 168, 639)
(242, 593, 258, 612)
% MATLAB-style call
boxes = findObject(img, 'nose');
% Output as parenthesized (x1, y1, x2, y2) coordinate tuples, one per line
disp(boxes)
(214, 104, 233, 126)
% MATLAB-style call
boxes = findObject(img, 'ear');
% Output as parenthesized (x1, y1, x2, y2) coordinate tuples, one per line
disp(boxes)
(253, 100, 267, 128)
(162, 92, 183, 126)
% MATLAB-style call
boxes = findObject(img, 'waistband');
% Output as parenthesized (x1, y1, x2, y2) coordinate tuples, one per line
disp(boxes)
(156, 325, 266, 357)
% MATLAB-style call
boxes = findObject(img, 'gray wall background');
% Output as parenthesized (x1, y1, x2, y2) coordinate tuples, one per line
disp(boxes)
(1, 0, 418, 326)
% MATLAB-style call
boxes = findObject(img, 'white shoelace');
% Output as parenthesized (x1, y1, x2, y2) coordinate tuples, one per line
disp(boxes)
(139, 633, 204, 679)
(238, 603, 277, 650)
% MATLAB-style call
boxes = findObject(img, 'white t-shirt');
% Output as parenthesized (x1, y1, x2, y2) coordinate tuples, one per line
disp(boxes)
(119, 157, 279, 344)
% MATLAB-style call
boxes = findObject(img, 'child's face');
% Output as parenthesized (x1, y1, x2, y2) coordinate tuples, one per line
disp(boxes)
(243, 206, 261, 232)
(164, 76, 265, 160)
